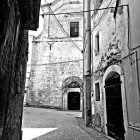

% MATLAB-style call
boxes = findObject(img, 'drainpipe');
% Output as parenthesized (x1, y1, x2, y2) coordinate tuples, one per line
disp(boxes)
(82, 0, 85, 119)
(83, 0, 92, 126)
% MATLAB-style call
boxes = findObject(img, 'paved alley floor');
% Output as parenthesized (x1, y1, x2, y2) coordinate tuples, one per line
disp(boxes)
(22, 107, 109, 140)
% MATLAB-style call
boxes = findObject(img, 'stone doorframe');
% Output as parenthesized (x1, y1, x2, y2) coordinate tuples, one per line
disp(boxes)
(65, 88, 82, 110)
(62, 76, 83, 111)
(102, 65, 128, 139)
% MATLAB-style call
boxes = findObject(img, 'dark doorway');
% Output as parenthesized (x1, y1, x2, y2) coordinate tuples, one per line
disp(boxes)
(105, 72, 125, 140)
(68, 92, 80, 110)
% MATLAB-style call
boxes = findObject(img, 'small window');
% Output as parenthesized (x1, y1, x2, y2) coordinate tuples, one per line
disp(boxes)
(95, 32, 100, 54)
(95, 82, 100, 101)
(70, 22, 79, 37)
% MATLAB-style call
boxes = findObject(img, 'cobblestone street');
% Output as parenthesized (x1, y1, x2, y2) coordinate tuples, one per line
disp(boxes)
(22, 107, 109, 140)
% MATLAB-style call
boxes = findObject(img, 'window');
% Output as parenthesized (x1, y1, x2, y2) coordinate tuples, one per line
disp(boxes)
(95, 82, 100, 101)
(95, 32, 100, 54)
(70, 22, 79, 37)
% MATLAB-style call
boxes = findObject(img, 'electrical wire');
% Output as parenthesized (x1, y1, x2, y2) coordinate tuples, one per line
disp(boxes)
(47, 6, 82, 52)
(92, 0, 113, 30)
(41, 4, 128, 16)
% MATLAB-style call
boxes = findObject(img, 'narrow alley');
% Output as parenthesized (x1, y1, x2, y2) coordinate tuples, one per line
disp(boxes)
(22, 107, 109, 140)
(1, 0, 140, 140)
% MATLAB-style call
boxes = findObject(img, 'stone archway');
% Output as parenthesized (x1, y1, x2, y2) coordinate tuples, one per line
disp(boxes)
(62, 76, 83, 111)
(102, 65, 128, 140)
(105, 72, 125, 139)
(62, 76, 83, 90)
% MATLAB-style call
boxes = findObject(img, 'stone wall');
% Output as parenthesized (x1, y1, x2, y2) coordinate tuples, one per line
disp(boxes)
(30, 59, 83, 107)
(27, 0, 83, 108)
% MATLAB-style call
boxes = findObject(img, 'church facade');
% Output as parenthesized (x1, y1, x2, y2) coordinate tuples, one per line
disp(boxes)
(26, 0, 83, 110)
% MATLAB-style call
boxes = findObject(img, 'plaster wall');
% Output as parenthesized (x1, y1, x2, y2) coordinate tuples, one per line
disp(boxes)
(91, 0, 128, 132)
(91, 0, 140, 139)
(128, 0, 140, 48)
(122, 0, 140, 139)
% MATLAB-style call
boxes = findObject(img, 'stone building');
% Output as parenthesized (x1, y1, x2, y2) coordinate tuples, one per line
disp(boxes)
(0, 0, 40, 139)
(91, 0, 140, 140)
(27, 0, 84, 110)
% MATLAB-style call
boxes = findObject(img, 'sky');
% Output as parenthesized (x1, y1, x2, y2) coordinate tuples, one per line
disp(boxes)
(41, 0, 56, 5)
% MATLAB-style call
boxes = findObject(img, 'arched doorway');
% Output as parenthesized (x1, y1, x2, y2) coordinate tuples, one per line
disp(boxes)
(62, 76, 83, 111)
(68, 92, 80, 110)
(105, 72, 125, 140)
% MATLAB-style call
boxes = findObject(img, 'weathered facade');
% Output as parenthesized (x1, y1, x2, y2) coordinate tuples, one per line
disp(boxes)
(0, 0, 40, 139)
(91, 0, 140, 140)
(26, 0, 83, 110)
